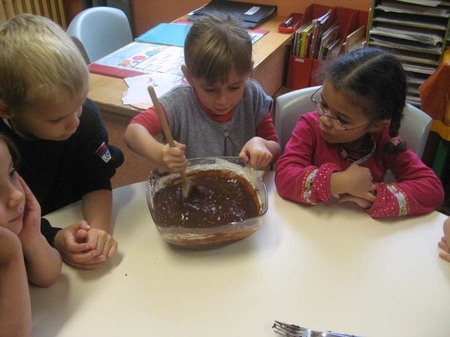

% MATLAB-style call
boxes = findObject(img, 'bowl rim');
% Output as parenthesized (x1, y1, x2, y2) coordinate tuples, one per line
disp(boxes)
(145, 156, 268, 230)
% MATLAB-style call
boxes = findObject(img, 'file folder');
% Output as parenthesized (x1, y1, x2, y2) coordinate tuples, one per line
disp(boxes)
(189, 0, 277, 28)
(135, 23, 192, 47)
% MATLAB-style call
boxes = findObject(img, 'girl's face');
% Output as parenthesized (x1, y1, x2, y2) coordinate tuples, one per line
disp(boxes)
(183, 67, 248, 116)
(317, 81, 385, 146)
(7, 89, 87, 141)
(0, 140, 25, 234)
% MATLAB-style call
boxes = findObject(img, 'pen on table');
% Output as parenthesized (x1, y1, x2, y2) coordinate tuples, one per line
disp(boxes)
(281, 16, 293, 28)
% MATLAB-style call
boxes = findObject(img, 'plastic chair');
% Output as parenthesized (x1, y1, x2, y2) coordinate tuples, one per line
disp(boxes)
(70, 37, 90, 64)
(66, 6, 133, 63)
(275, 86, 432, 182)
(275, 86, 319, 151)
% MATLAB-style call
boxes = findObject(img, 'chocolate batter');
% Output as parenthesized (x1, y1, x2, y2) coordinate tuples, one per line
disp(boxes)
(152, 170, 260, 228)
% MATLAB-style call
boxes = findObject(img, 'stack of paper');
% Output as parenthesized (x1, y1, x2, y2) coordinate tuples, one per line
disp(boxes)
(122, 73, 185, 109)
(377, 1, 450, 17)
(370, 26, 443, 45)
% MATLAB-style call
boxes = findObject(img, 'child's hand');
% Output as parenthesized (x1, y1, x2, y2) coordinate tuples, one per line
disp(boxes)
(331, 164, 376, 202)
(78, 227, 118, 263)
(17, 179, 61, 287)
(17, 177, 42, 245)
(160, 141, 188, 173)
(239, 137, 273, 169)
(54, 221, 112, 270)
(338, 193, 374, 209)
(438, 217, 450, 262)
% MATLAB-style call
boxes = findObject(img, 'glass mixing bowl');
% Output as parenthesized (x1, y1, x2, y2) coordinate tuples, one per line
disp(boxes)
(146, 157, 268, 249)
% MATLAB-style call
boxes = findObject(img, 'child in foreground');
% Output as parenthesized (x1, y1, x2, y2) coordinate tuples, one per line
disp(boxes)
(0, 134, 61, 337)
(0, 14, 121, 269)
(275, 47, 444, 218)
(124, 13, 281, 171)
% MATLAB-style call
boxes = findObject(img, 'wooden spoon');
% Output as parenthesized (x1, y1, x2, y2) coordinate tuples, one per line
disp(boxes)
(147, 85, 194, 200)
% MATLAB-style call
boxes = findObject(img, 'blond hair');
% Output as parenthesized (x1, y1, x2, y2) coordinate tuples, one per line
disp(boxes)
(0, 14, 89, 112)
(184, 13, 253, 84)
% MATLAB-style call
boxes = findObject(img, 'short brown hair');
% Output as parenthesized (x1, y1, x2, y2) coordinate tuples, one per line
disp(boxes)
(184, 13, 253, 84)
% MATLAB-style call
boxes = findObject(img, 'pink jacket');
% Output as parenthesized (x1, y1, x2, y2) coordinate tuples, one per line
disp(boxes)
(275, 112, 444, 218)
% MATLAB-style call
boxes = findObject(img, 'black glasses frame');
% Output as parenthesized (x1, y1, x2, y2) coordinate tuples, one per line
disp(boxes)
(310, 87, 371, 131)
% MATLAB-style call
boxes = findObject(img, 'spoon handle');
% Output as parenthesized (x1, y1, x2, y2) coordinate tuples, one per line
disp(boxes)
(147, 85, 176, 147)
(147, 86, 189, 183)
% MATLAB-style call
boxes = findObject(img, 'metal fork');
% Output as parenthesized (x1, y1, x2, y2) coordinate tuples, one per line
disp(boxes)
(272, 320, 362, 337)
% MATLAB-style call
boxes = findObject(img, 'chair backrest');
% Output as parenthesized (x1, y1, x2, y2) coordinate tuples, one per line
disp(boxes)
(66, 6, 133, 63)
(399, 104, 432, 159)
(275, 86, 319, 151)
(275, 86, 432, 157)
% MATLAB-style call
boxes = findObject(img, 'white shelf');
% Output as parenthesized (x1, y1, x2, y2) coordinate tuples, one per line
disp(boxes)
(367, 0, 450, 106)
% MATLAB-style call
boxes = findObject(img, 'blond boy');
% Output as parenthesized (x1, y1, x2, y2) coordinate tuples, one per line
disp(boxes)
(0, 14, 122, 269)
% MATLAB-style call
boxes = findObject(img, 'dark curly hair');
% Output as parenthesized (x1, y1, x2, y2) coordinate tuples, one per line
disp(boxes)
(320, 47, 407, 153)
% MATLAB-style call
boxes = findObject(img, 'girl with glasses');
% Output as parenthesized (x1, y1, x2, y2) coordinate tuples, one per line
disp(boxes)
(275, 47, 444, 218)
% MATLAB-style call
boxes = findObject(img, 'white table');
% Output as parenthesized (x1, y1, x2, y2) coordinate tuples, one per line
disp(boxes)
(31, 172, 450, 337)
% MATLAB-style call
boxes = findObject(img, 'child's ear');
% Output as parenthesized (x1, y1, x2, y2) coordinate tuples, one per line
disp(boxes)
(0, 100, 13, 119)
(369, 119, 389, 133)
(181, 65, 193, 85)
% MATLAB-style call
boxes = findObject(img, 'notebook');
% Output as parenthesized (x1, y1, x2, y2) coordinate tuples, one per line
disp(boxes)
(189, 0, 277, 28)
(135, 23, 192, 47)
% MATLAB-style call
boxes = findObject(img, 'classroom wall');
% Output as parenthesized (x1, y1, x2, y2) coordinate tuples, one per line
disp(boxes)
(130, 0, 371, 37)
(64, 0, 84, 23)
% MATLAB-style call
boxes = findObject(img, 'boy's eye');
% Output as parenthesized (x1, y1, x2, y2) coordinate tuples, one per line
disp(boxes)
(49, 117, 64, 124)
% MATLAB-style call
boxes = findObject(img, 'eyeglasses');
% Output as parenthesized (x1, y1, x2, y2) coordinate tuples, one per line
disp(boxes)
(310, 87, 371, 131)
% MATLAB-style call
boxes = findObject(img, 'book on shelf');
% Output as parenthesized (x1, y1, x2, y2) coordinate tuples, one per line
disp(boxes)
(301, 23, 314, 57)
(344, 25, 366, 53)
(318, 22, 340, 60)
(325, 38, 342, 61)
(309, 9, 332, 59)
(292, 22, 313, 57)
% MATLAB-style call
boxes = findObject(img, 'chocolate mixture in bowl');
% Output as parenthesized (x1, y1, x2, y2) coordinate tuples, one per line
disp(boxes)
(152, 170, 260, 228)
